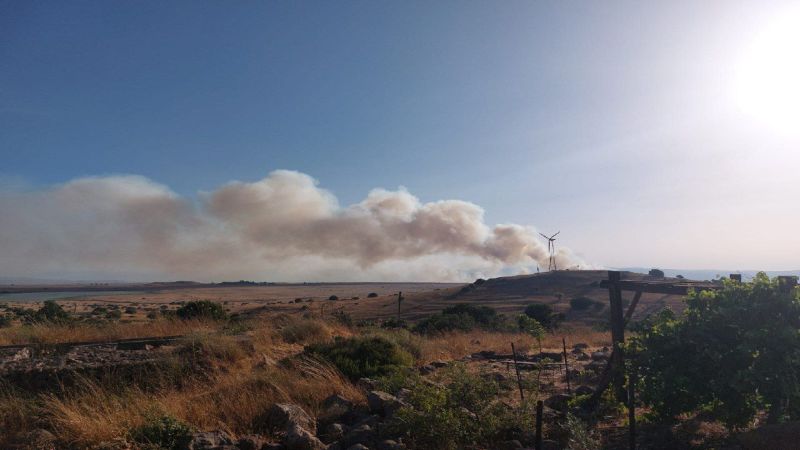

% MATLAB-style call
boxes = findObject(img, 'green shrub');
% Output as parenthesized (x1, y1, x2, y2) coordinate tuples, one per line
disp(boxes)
(632, 273, 800, 426)
(305, 336, 413, 381)
(34, 300, 70, 323)
(569, 297, 598, 311)
(367, 292, 379, 298)
(381, 317, 408, 329)
(328, 295, 339, 301)
(413, 313, 475, 334)
(92, 307, 108, 315)
(125, 306, 138, 315)
(517, 314, 545, 349)
(176, 300, 227, 321)
(0, 314, 11, 328)
(441, 304, 499, 327)
(389, 364, 535, 449)
(129, 413, 193, 450)
(106, 309, 122, 320)
(524, 303, 553, 326)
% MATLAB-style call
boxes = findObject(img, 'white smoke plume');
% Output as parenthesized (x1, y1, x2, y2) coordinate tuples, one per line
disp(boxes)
(0, 170, 581, 281)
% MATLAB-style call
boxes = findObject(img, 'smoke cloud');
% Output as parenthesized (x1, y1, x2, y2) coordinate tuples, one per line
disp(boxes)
(0, 170, 581, 281)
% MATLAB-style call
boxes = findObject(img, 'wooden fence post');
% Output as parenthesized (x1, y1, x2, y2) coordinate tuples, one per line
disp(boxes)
(562, 337, 571, 395)
(511, 342, 525, 401)
(535, 400, 543, 450)
(629, 362, 638, 450)
(608, 271, 626, 401)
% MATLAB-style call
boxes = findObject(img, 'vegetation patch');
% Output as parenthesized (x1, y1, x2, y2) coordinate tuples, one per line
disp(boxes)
(305, 335, 413, 381)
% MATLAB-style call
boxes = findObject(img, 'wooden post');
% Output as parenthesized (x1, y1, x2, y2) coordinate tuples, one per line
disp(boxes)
(608, 271, 626, 401)
(629, 363, 638, 450)
(729, 273, 742, 282)
(397, 291, 403, 320)
(562, 337, 571, 395)
(535, 400, 543, 450)
(623, 290, 642, 325)
(511, 342, 525, 401)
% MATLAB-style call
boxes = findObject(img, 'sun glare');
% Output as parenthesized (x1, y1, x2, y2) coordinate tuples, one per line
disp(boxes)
(734, 8, 800, 134)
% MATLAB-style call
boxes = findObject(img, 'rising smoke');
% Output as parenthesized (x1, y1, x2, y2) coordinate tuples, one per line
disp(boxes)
(0, 170, 581, 281)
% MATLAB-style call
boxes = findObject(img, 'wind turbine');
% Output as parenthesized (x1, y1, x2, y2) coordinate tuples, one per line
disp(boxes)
(539, 231, 560, 271)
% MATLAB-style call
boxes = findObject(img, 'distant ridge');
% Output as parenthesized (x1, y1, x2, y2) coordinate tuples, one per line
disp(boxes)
(617, 268, 800, 281)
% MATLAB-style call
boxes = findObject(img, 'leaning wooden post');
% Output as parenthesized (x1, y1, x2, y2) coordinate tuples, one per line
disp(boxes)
(562, 337, 571, 395)
(511, 342, 525, 401)
(397, 291, 403, 320)
(628, 362, 638, 450)
(535, 400, 544, 450)
(608, 271, 626, 401)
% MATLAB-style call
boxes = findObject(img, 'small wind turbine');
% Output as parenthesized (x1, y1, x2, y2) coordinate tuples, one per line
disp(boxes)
(539, 231, 560, 271)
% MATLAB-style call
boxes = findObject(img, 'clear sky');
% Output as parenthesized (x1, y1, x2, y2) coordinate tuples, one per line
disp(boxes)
(2, 1, 800, 280)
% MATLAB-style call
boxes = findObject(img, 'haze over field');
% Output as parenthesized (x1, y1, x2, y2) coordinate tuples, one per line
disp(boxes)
(0, 170, 581, 281)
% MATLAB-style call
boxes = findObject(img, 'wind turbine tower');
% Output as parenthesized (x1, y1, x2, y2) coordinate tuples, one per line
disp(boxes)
(539, 231, 560, 271)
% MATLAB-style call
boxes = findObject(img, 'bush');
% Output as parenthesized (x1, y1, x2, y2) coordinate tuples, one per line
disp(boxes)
(632, 273, 800, 426)
(0, 314, 11, 328)
(413, 313, 476, 334)
(389, 364, 535, 449)
(381, 317, 408, 329)
(280, 319, 331, 344)
(441, 304, 499, 327)
(569, 297, 598, 311)
(34, 300, 70, 323)
(328, 295, 339, 301)
(367, 292, 379, 298)
(129, 413, 193, 450)
(176, 300, 227, 321)
(305, 336, 413, 381)
(524, 303, 553, 326)
(92, 307, 108, 315)
(648, 268, 665, 278)
(107, 309, 122, 319)
(146, 311, 158, 320)
(125, 306, 138, 315)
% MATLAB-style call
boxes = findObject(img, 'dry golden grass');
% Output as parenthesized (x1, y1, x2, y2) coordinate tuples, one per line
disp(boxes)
(416, 326, 610, 363)
(2, 315, 362, 447)
(0, 318, 217, 346)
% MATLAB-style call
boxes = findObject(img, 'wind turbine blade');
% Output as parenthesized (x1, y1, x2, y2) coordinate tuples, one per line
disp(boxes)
(552, 231, 560, 238)
(539, 233, 549, 239)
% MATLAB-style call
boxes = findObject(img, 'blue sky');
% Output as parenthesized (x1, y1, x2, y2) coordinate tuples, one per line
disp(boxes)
(2, 1, 800, 275)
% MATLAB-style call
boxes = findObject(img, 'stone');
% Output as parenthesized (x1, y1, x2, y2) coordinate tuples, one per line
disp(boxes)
(321, 423, 347, 443)
(430, 360, 448, 368)
(367, 391, 404, 417)
(341, 424, 376, 448)
(576, 353, 590, 361)
(256, 403, 315, 434)
(189, 431, 235, 450)
(590, 351, 609, 361)
(284, 423, 326, 450)
(357, 378, 378, 391)
(345, 445, 369, 450)
(377, 440, 406, 450)
(321, 394, 354, 421)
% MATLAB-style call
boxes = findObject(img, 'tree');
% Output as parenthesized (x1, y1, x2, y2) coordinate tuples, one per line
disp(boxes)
(631, 273, 800, 426)
(524, 303, 553, 326)
(518, 314, 545, 351)
(34, 300, 70, 323)
(176, 300, 227, 320)
(648, 268, 665, 278)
